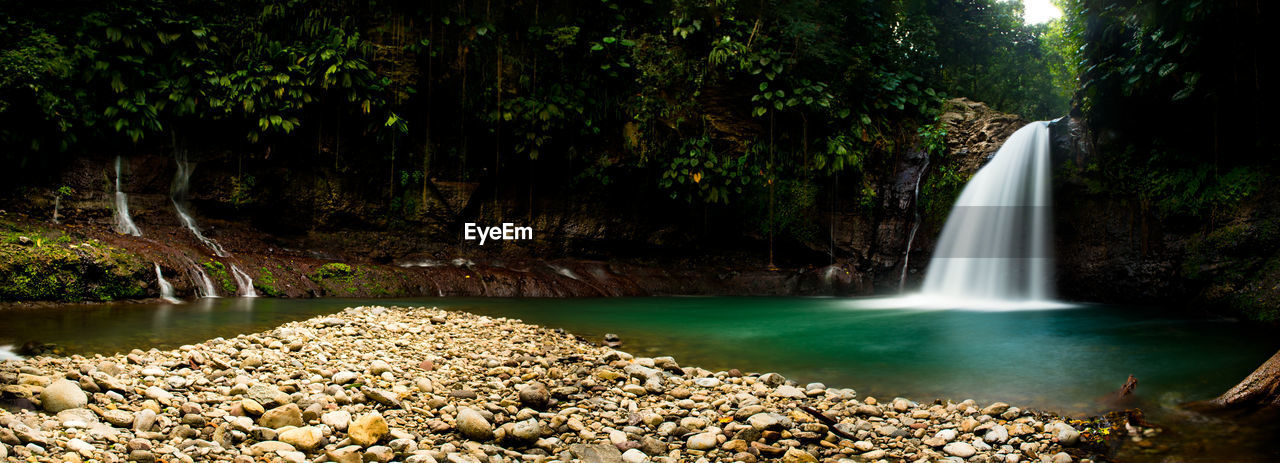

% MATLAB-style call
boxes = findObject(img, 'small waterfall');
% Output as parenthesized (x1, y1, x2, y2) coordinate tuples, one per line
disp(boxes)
(113, 156, 143, 236)
(154, 263, 180, 303)
(899, 153, 930, 291)
(171, 149, 228, 257)
(549, 264, 580, 280)
(230, 264, 258, 297)
(183, 258, 219, 298)
(920, 121, 1054, 302)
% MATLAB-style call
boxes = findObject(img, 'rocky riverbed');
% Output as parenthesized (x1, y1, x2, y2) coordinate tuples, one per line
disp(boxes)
(1, 306, 1108, 462)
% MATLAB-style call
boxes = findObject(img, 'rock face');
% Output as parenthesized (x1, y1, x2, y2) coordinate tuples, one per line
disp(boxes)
(39, 379, 87, 413)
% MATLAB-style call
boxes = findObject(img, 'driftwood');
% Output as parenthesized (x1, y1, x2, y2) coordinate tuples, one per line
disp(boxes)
(1208, 349, 1280, 409)
(799, 406, 859, 441)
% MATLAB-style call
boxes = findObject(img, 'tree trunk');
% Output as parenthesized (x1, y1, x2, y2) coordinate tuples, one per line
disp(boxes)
(1210, 349, 1280, 409)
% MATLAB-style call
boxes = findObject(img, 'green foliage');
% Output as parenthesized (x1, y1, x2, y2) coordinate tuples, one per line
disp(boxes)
(0, 219, 148, 301)
(202, 260, 235, 294)
(1059, 0, 1274, 221)
(255, 265, 283, 297)
(310, 262, 353, 281)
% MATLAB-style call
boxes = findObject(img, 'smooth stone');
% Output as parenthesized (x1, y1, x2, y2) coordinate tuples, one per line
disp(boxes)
(349, 412, 390, 446)
(40, 380, 88, 413)
(519, 382, 550, 410)
(278, 426, 323, 451)
(455, 407, 493, 441)
(621, 448, 647, 463)
(332, 371, 359, 385)
(247, 384, 290, 407)
(944, 442, 977, 458)
(694, 377, 720, 388)
(1057, 424, 1081, 446)
(981, 402, 1010, 416)
(772, 385, 806, 399)
(985, 424, 1009, 444)
(1052, 452, 1073, 463)
(369, 360, 392, 375)
(322, 410, 352, 432)
(100, 409, 134, 428)
(249, 441, 296, 455)
(569, 443, 625, 463)
(686, 432, 718, 450)
(781, 448, 818, 463)
(258, 404, 303, 429)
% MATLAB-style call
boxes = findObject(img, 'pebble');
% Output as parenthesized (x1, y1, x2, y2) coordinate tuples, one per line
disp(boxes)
(0, 305, 1097, 463)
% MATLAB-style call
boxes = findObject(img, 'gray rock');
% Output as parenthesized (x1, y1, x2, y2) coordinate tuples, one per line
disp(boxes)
(984, 424, 1009, 444)
(510, 419, 544, 441)
(569, 443, 624, 463)
(759, 373, 786, 387)
(247, 384, 290, 407)
(773, 385, 807, 399)
(39, 379, 87, 413)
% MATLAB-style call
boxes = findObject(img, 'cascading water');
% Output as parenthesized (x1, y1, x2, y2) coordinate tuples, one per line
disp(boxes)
(899, 153, 930, 291)
(171, 148, 259, 296)
(172, 149, 228, 257)
(919, 121, 1055, 303)
(113, 156, 143, 236)
(183, 257, 219, 298)
(230, 264, 258, 297)
(154, 263, 180, 303)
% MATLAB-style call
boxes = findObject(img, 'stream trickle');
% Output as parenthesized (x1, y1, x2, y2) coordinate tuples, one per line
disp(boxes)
(154, 263, 180, 303)
(170, 148, 257, 296)
(899, 152, 929, 292)
(230, 264, 258, 298)
(113, 156, 142, 236)
(183, 257, 219, 298)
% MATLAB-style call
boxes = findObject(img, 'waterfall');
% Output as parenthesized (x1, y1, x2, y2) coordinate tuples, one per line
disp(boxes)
(154, 263, 180, 303)
(171, 149, 228, 257)
(899, 153, 930, 292)
(920, 121, 1054, 302)
(230, 264, 258, 297)
(113, 156, 143, 236)
(183, 257, 219, 298)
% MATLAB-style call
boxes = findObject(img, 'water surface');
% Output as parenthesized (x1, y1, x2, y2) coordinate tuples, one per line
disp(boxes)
(2, 296, 1273, 417)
